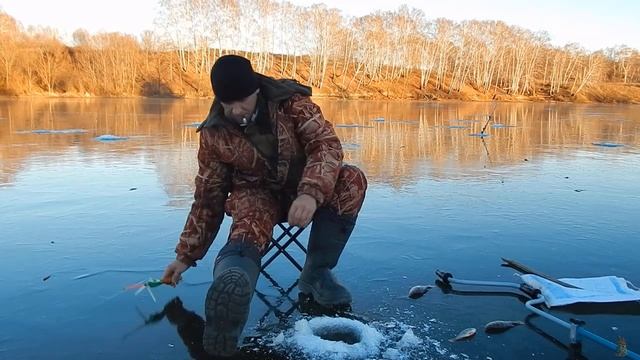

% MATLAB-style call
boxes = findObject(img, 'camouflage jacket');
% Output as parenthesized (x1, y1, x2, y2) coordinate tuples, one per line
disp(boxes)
(175, 75, 344, 266)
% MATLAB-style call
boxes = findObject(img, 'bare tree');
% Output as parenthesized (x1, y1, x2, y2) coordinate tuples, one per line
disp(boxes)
(609, 45, 636, 83)
(28, 27, 68, 93)
(0, 12, 21, 92)
(0, 3, 639, 100)
(571, 51, 605, 96)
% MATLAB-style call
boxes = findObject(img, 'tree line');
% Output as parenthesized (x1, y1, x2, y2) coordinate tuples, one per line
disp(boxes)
(0, 1, 638, 99)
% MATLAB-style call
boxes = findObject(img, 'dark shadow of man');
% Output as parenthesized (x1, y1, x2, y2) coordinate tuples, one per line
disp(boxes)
(150, 297, 293, 360)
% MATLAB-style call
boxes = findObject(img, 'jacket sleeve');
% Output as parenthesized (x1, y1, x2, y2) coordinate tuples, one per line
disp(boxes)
(288, 95, 343, 205)
(175, 130, 231, 266)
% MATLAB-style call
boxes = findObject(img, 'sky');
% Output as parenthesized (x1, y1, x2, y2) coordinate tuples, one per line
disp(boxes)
(1, 0, 638, 51)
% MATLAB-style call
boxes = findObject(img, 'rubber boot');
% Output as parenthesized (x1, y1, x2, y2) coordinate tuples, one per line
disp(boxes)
(298, 207, 356, 307)
(203, 241, 261, 358)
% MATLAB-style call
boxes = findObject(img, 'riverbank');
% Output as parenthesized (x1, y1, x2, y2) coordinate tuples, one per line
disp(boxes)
(3, 67, 640, 104)
(4, 81, 640, 104)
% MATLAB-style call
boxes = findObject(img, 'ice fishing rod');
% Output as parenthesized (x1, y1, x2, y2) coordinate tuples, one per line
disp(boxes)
(480, 95, 499, 135)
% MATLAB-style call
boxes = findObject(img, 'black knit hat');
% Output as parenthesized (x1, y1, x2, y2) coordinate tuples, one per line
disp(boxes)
(210, 55, 259, 103)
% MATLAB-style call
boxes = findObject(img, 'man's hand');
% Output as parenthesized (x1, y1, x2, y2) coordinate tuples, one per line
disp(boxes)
(162, 260, 190, 286)
(288, 194, 317, 227)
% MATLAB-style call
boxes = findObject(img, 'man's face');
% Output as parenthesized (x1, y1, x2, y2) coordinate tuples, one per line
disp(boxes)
(221, 90, 259, 125)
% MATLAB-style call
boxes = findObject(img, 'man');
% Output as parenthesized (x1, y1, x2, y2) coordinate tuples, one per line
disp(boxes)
(162, 55, 367, 358)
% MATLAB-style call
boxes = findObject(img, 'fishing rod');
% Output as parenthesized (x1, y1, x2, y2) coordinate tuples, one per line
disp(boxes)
(480, 95, 499, 136)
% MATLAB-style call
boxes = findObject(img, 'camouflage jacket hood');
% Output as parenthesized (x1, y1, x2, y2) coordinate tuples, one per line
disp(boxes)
(197, 74, 312, 131)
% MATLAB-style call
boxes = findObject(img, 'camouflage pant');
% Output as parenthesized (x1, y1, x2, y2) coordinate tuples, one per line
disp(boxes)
(223, 165, 367, 252)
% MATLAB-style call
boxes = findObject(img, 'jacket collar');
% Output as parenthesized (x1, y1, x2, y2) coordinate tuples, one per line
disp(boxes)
(197, 74, 312, 132)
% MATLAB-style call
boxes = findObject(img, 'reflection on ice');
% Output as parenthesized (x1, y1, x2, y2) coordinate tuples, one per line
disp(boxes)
(468, 133, 490, 138)
(342, 143, 361, 150)
(19, 129, 88, 134)
(335, 124, 374, 129)
(95, 134, 129, 141)
(592, 142, 624, 147)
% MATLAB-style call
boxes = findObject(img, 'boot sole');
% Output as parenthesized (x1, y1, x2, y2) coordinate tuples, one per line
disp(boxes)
(298, 279, 352, 307)
(203, 268, 253, 357)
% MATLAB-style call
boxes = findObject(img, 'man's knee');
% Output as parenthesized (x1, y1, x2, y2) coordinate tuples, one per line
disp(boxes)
(228, 211, 279, 252)
(226, 189, 280, 251)
(328, 165, 367, 216)
(339, 165, 367, 192)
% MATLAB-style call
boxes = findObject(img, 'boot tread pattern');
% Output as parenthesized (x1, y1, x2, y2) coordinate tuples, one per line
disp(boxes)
(203, 268, 252, 357)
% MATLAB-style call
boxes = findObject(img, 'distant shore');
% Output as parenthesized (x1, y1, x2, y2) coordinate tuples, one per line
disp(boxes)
(4, 83, 640, 104)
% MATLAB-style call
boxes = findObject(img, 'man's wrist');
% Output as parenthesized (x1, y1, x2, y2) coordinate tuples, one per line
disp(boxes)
(297, 186, 324, 206)
(176, 254, 196, 267)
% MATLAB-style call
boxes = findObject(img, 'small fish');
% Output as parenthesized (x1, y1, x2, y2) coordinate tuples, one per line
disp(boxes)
(616, 336, 627, 357)
(408, 285, 433, 299)
(449, 327, 477, 342)
(484, 320, 524, 334)
(42, 274, 52, 282)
